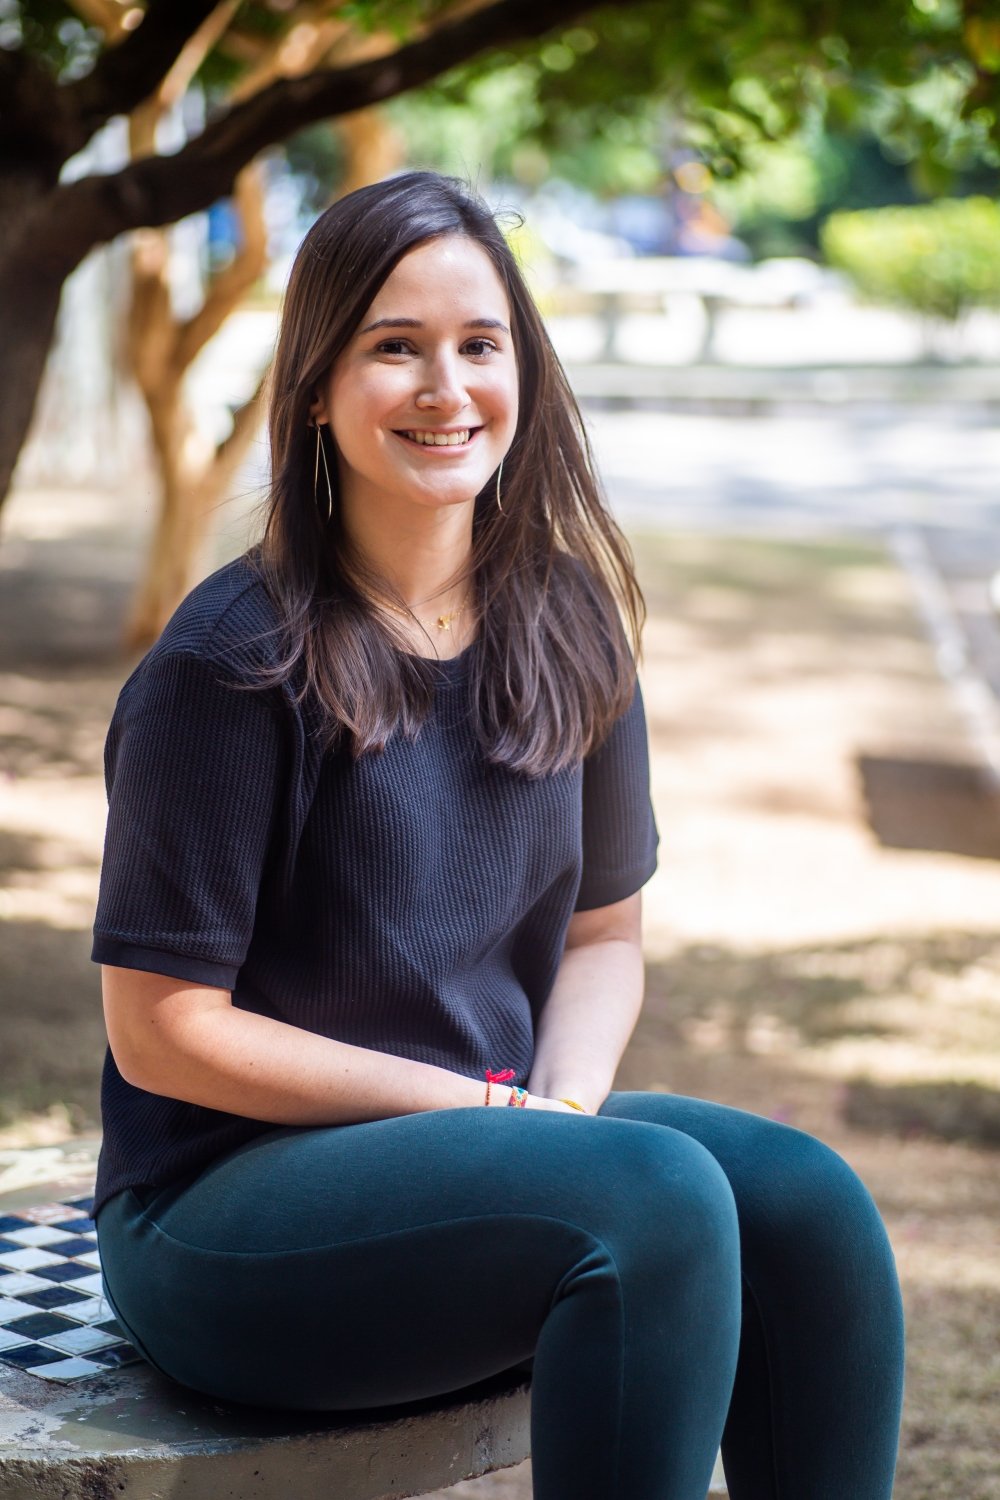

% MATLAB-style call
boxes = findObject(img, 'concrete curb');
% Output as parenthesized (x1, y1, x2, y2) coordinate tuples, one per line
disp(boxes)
(568, 360, 1000, 408)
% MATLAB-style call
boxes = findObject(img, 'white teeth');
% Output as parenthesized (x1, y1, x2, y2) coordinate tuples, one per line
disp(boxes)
(404, 429, 471, 446)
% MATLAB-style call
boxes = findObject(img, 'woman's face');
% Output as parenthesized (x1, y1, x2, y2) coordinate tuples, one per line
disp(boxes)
(312, 234, 519, 520)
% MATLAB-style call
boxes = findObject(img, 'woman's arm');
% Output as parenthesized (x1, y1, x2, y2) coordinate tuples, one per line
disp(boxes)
(102, 966, 572, 1119)
(526, 892, 645, 1115)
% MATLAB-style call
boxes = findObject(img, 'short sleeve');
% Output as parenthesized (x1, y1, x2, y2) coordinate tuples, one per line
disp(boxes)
(92, 651, 285, 988)
(574, 674, 660, 911)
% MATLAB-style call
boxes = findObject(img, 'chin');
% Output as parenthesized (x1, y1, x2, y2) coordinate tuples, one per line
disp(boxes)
(414, 491, 480, 512)
(410, 479, 486, 509)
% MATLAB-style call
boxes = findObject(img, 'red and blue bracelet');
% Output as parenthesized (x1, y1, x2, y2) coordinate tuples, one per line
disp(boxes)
(484, 1067, 528, 1107)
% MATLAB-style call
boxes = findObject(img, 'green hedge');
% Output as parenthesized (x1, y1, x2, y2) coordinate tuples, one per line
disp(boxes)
(820, 198, 1000, 322)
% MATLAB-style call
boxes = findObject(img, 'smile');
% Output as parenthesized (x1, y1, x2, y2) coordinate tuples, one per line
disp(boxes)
(396, 427, 482, 448)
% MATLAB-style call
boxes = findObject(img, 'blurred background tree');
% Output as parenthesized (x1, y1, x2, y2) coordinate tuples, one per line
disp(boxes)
(0, 0, 600, 542)
(821, 197, 1000, 359)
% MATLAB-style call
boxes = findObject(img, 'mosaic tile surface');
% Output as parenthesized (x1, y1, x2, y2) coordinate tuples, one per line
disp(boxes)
(0, 1195, 142, 1382)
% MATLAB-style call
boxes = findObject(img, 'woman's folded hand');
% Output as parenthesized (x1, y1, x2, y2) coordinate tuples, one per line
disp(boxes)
(524, 1094, 587, 1113)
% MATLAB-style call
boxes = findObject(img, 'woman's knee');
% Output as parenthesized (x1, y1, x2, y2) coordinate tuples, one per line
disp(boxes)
(584, 1122, 740, 1273)
(742, 1122, 895, 1271)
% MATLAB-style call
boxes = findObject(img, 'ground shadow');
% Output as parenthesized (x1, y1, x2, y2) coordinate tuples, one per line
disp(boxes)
(856, 753, 1000, 861)
(0, 541, 135, 671)
(0, 918, 105, 1131)
(842, 1077, 1000, 1147)
(626, 930, 1000, 1148)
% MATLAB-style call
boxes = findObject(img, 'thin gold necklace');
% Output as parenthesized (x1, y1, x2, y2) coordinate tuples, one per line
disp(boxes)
(375, 588, 472, 633)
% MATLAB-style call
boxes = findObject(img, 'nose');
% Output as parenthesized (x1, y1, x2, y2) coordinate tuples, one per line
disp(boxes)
(414, 348, 469, 413)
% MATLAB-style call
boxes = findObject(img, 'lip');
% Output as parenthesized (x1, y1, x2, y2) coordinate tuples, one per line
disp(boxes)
(393, 426, 483, 453)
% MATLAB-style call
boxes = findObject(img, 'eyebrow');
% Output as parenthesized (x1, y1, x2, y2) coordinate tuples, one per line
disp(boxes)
(359, 316, 511, 335)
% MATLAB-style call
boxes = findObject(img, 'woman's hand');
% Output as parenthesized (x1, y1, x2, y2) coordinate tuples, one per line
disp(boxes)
(484, 1086, 582, 1112)
(524, 1094, 587, 1114)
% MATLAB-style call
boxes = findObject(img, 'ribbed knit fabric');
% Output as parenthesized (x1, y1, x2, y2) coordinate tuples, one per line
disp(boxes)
(91, 555, 659, 1215)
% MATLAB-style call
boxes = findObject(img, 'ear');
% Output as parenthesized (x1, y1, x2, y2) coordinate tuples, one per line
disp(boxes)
(308, 390, 328, 426)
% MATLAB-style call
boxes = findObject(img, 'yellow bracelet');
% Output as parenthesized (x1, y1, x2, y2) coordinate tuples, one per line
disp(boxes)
(559, 1097, 588, 1112)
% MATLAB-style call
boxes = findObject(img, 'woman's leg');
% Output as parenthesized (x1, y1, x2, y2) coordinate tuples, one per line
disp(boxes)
(97, 1107, 743, 1500)
(599, 1092, 906, 1500)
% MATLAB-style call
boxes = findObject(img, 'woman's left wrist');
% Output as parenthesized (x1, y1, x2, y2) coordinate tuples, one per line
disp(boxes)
(528, 1080, 604, 1115)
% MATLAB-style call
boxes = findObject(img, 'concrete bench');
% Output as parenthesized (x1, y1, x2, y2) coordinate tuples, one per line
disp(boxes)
(561, 255, 837, 362)
(0, 1350, 531, 1500)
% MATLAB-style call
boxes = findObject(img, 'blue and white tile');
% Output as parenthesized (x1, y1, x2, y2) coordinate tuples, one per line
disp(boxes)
(57, 1295, 114, 1325)
(39, 1325, 120, 1356)
(0, 1297, 41, 1321)
(0, 1271, 53, 1295)
(88, 1344, 142, 1370)
(0, 1225, 78, 1248)
(27, 1356, 106, 1381)
(0, 1248, 66, 1271)
(69, 1272, 106, 1297)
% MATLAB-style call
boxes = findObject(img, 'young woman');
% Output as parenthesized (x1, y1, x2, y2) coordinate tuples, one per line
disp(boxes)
(93, 171, 904, 1500)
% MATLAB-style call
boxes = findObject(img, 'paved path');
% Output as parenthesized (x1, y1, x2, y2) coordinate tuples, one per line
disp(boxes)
(585, 407, 1000, 542)
(584, 405, 1000, 781)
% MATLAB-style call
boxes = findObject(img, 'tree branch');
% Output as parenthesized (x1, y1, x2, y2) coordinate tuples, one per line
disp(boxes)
(202, 365, 269, 506)
(51, 0, 604, 268)
(229, 5, 352, 106)
(0, 46, 72, 181)
(173, 162, 269, 372)
(63, 0, 222, 142)
(63, 0, 134, 44)
(158, 0, 243, 114)
(126, 230, 174, 400)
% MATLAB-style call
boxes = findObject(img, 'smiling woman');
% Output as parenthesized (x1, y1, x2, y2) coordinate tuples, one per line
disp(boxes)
(312, 236, 520, 613)
(91, 172, 904, 1500)
(254, 171, 642, 767)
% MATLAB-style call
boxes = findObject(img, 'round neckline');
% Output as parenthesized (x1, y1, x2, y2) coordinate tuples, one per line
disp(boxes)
(405, 637, 477, 682)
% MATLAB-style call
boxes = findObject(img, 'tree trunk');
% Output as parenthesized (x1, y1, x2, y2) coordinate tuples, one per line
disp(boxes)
(0, 166, 103, 508)
(337, 108, 404, 197)
(124, 382, 266, 649)
(0, 252, 67, 505)
(123, 161, 269, 650)
(123, 385, 210, 648)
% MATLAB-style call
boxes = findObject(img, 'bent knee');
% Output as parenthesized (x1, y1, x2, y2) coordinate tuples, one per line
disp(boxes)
(601, 1123, 740, 1264)
(747, 1122, 892, 1258)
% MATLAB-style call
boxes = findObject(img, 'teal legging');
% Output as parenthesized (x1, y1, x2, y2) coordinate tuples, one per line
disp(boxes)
(95, 1091, 905, 1500)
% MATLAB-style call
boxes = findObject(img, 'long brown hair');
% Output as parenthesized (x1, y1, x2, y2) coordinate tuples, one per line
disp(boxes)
(253, 170, 645, 775)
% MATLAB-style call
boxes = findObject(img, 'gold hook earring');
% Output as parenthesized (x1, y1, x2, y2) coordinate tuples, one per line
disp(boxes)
(495, 457, 504, 515)
(314, 423, 334, 520)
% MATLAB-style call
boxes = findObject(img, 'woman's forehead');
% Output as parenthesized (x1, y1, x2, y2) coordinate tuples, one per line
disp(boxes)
(361, 236, 511, 325)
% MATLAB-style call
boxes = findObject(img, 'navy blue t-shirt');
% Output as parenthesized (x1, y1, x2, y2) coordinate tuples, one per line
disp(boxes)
(91, 556, 659, 1214)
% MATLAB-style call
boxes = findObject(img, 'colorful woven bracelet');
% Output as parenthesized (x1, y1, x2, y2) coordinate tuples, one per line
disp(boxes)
(484, 1067, 515, 1106)
(507, 1085, 528, 1108)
